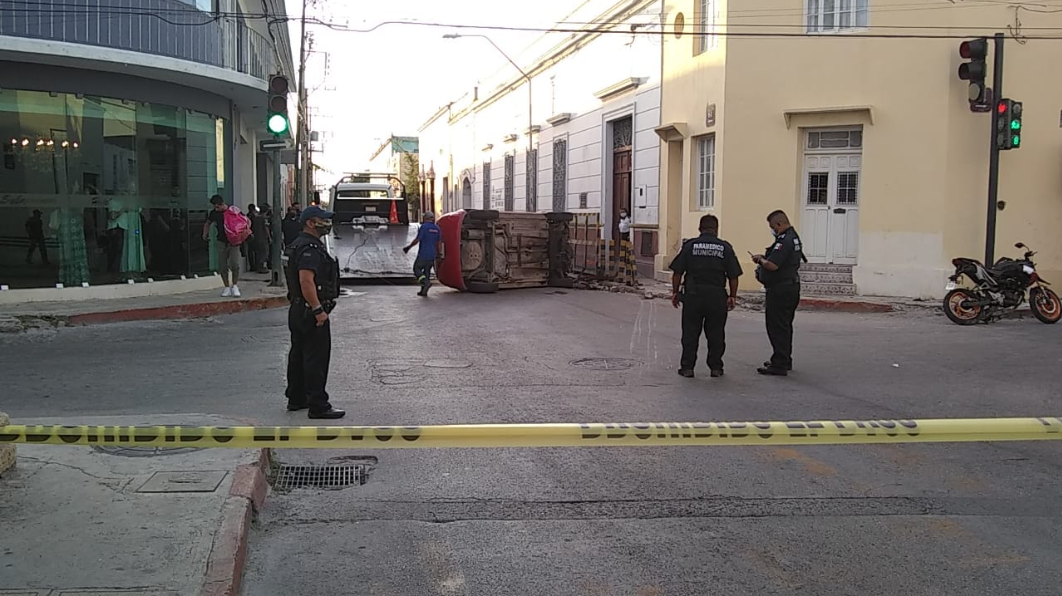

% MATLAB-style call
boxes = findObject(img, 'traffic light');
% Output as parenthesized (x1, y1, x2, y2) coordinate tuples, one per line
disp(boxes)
(267, 74, 289, 135)
(995, 98, 1023, 150)
(958, 38, 988, 108)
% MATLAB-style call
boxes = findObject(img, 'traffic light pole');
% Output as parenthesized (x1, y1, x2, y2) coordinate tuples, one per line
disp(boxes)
(984, 32, 1005, 266)
(269, 146, 285, 288)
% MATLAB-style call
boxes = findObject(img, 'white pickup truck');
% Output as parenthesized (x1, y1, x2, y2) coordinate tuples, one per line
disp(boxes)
(323, 174, 418, 279)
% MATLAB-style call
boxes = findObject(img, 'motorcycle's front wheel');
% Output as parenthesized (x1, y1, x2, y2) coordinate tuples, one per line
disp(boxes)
(943, 288, 983, 325)
(1029, 287, 1062, 324)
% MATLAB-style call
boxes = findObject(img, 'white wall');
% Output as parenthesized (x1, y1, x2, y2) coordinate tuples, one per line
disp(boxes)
(420, 0, 662, 225)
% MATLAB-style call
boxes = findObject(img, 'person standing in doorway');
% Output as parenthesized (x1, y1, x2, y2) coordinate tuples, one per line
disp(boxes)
(247, 203, 269, 273)
(25, 209, 50, 265)
(618, 208, 632, 243)
(752, 210, 804, 376)
(403, 211, 442, 297)
(202, 194, 242, 297)
(669, 214, 742, 378)
(284, 205, 345, 420)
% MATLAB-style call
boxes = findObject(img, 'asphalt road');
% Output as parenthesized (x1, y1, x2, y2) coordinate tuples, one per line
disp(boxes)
(2, 285, 1061, 595)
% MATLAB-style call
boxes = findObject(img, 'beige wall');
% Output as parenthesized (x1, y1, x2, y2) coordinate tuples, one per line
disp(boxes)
(661, 0, 1062, 297)
(657, 0, 732, 275)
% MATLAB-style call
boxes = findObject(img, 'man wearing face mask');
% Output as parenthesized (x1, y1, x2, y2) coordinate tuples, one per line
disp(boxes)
(751, 210, 806, 376)
(284, 205, 345, 419)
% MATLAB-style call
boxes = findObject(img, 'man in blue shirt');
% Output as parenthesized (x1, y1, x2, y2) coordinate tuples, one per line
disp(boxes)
(403, 212, 443, 296)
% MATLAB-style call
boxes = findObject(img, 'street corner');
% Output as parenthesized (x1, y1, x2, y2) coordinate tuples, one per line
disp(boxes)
(0, 416, 271, 596)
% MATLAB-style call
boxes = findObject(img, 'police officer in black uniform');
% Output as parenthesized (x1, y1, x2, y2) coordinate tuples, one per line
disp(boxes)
(669, 214, 743, 378)
(752, 210, 804, 376)
(284, 205, 345, 419)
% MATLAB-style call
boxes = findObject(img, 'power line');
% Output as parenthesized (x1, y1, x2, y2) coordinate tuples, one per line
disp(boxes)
(5, 1, 1062, 39)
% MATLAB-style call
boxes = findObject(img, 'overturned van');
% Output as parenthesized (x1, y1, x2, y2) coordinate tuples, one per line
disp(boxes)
(436, 209, 574, 293)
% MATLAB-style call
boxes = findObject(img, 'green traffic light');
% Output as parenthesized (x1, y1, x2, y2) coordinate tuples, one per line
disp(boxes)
(1012, 136, 1021, 147)
(1010, 119, 1021, 131)
(267, 113, 289, 135)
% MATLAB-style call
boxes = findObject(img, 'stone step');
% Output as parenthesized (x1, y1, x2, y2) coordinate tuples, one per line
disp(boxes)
(801, 282, 857, 296)
(800, 270, 854, 284)
(801, 263, 854, 274)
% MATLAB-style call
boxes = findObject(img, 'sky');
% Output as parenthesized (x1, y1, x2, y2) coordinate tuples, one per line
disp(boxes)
(283, 0, 582, 182)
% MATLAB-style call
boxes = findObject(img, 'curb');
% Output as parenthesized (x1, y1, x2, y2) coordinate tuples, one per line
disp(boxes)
(66, 296, 289, 327)
(797, 298, 894, 313)
(199, 448, 272, 596)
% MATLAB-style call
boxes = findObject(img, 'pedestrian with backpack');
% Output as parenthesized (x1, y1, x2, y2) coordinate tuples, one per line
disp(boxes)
(202, 194, 250, 297)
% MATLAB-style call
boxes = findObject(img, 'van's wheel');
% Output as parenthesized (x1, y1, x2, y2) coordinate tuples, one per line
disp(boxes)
(1030, 287, 1062, 324)
(943, 288, 982, 325)
(466, 281, 499, 293)
(468, 210, 500, 222)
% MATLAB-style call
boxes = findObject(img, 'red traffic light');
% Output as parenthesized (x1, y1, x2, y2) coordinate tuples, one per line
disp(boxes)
(269, 75, 289, 95)
(997, 101, 1007, 114)
(959, 38, 988, 60)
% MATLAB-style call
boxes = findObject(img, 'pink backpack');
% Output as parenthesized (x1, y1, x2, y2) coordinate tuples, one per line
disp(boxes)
(223, 206, 252, 245)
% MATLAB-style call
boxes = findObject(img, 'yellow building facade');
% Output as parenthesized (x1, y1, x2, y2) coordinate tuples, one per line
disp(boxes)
(656, 0, 1062, 298)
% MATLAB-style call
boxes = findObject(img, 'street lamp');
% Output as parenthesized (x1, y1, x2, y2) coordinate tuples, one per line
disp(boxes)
(443, 33, 534, 210)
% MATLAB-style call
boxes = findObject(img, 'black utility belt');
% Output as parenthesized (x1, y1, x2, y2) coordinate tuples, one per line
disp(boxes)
(291, 298, 337, 313)
(765, 278, 800, 288)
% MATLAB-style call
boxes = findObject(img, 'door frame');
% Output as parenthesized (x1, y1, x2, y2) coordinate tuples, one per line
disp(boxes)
(800, 126, 863, 265)
(601, 107, 635, 242)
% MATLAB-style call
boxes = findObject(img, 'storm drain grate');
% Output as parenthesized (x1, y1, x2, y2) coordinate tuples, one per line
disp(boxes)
(271, 463, 366, 491)
(568, 357, 641, 371)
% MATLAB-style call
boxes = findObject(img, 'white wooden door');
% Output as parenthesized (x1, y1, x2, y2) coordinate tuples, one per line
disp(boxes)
(800, 153, 860, 264)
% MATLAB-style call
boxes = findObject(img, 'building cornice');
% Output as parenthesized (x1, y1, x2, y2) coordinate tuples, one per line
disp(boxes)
(594, 77, 649, 101)
(443, 0, 657, 127)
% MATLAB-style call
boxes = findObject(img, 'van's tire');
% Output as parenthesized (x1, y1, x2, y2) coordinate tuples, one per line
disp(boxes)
(468, 209, 500, 222)
(466, 281, 499, 293)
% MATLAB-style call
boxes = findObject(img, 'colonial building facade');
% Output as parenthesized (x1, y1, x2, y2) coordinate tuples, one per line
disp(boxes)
(657, 0, 1062, 297)
(419, 0, 663, 275)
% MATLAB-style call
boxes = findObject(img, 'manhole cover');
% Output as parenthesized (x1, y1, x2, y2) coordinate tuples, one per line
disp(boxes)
(92, 446, 203, 457)
(568, 357, 641, 371)
(271, 463, 367, 491)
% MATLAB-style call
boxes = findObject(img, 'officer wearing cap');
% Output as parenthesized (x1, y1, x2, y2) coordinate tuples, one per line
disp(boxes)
(284, 205, 345, 419)
(669, 214, 743, 379)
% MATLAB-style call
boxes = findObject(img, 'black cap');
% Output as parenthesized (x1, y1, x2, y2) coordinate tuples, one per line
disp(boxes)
(299, 205, 334, 225)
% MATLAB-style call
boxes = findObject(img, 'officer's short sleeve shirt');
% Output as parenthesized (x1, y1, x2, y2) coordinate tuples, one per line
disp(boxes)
(296, 240, 323, 274)
(668, 240, 693, 275)
(766, 232, 796, 267)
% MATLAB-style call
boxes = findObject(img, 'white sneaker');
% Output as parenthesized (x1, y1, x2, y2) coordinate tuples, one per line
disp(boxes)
(231, 285, 241, 298)
(221, 286, 233, 297)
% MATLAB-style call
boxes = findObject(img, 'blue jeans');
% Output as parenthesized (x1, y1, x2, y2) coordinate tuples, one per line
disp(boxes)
(414, 259, 434, 286)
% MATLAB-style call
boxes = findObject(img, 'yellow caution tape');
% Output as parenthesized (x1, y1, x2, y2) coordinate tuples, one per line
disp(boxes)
(0, 417, 1060, 449)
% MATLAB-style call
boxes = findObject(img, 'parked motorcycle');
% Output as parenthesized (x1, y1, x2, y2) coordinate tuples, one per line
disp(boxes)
(943, 242, 1061, 325)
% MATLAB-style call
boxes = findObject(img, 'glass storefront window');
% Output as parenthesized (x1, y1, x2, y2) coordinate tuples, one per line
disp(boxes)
(0, 89, 229, 288)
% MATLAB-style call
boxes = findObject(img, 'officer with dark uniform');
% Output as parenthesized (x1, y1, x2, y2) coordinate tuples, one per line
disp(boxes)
(669, 214, 743, 378)
(284, 205, 345, 419)
(752, 209, 805, 376)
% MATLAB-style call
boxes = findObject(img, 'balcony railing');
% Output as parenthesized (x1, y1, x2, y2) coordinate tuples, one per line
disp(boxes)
(0, 0, 277, 81)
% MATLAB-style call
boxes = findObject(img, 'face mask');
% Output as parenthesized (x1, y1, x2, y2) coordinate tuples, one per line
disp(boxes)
(769, 226, 778, 237)
(313, 222, 333, 236)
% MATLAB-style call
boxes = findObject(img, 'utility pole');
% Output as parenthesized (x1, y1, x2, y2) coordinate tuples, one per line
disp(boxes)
(984, 32, 1004, 266)
(295, 0, 309, 207)
(270, 146, 284, 287)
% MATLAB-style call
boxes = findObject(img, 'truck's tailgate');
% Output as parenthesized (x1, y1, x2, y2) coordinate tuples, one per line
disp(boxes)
(331, 223, 419, 279)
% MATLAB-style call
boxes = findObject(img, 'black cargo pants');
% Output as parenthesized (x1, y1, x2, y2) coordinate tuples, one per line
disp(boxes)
(680, 285, 730, 372)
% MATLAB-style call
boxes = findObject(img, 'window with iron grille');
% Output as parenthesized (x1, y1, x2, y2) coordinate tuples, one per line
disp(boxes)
(552, 139, 567, 212)
(696, 135, 715, 210)
(482, 161, 491, 210)
(504, 154, 515, 212)
(526, 149, 538, 212)
(806, 0, 869, 33)
(612, 118, 633, 149)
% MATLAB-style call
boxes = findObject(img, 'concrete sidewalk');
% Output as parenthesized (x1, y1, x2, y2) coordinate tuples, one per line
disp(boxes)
(610, 278, 941, 314)
(0, 414, 270, 596)
(1, 273, 289, 332)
